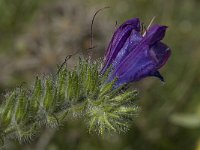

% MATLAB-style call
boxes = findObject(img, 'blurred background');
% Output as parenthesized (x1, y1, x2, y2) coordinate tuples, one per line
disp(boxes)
(0, 0, 200, 149)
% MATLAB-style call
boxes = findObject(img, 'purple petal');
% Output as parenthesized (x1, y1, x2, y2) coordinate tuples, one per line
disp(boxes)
(101, 18, 171, 86)
(113, 30, 142, 66)
(149, 42, 171, 69)
(101, 18, 141, 73)
(110, 44, 155, 84)
(110, 41, 171, 86)
(144, 25, 167, 45)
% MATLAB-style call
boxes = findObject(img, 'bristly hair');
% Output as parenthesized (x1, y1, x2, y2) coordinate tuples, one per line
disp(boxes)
(0, 58, 139, 145)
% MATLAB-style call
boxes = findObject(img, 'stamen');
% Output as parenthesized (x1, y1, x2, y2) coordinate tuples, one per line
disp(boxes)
(143, 16, 156, 36)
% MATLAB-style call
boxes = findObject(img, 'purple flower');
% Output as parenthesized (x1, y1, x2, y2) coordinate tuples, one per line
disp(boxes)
(101, 18, 171, 86)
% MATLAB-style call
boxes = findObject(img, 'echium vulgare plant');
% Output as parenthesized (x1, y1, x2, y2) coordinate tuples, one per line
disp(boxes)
(0, 17, 171, 146)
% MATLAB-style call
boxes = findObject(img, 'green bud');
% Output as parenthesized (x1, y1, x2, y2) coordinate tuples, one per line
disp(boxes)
(57, 68, 67, 104)
(99, 78, 117, 98)
(66, 71, 79, 101)
(30, 77, 42, 114)
(1, 91, 16, 128)
(15, 91, 27, 124)
(43, 78, 54, 112)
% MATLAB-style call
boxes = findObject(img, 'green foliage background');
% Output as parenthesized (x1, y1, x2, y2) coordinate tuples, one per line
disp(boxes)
(0, 0, 200, 149)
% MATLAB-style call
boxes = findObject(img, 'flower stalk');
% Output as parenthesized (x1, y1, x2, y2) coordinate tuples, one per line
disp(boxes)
(0, 59, 138, 145)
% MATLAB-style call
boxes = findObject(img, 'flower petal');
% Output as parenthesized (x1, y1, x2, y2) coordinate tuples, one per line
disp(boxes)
(113, 30, 142, 66)
(144, 25, 167, 45)
(149, 42, 171, 69)
(101, 18, 171, 87)
(110, 44, 156, 85)
(110, 41, 171, 86)
(101, 18, 141, 73)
